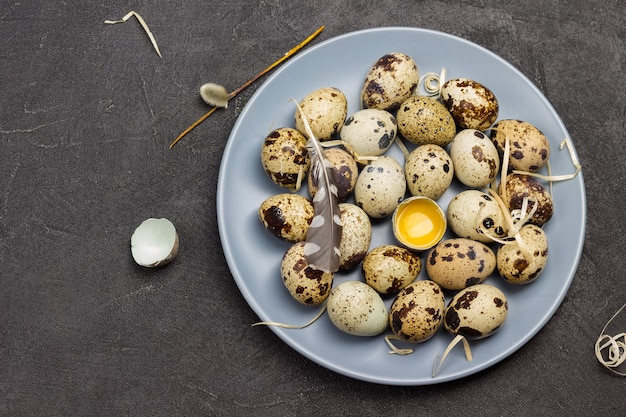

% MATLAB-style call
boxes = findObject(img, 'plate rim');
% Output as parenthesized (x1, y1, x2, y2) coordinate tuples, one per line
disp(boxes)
(217, 26, 587, 385)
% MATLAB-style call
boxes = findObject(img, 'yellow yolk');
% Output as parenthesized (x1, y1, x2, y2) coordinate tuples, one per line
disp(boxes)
(395, 198, 445, 249)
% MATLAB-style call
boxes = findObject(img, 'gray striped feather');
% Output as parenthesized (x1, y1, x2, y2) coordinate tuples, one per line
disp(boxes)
(293, 100, 342, 273)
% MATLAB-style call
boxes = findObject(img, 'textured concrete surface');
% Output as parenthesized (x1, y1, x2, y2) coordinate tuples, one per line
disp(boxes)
(1, 1, 624, 416)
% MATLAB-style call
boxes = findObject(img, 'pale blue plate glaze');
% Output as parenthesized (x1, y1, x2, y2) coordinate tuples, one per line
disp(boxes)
(217, 27, 586, 385)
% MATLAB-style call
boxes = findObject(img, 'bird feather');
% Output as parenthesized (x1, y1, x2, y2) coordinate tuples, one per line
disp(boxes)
(292, 99, 342, 273)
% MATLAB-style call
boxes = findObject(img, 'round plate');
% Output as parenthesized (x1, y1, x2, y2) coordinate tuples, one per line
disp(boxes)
(217, 27, 586, 385)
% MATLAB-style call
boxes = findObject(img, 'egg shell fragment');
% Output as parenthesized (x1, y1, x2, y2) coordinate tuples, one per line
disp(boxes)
(490, 119, 550, 172)
(261, 127, 310, 191)
(441, 78, 499, 130)
(338, 203, 372, 270)
(354, 155, 407, 219)
(404, 144, 454, 200)
(447, 189, 509, 243)
(397, 95, 456, 147)
(426, 238, 496, 291)
(360, 52, 419, 112)
(258, 193, 314, 242)
(130, 218, 179, 267)
(450, 129, 500, 188)
(340, 108, 397, 157)
(497, 224, 548, 284)
(327, 281, 388, 336)
(362, 245, 422, 295)
(444, 284, 508, 340)
(280, 242, 334, 306)
(499, 173, 554, 226)
(389, 280, 445, 343)
(294, 87, 348, 141)
(308, 147, 358, 202)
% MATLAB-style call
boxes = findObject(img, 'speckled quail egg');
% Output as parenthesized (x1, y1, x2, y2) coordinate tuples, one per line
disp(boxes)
(280, 242, 333, 306)
(307, 147, 358, 202)
(327, 281, 388, 336)
(340, 108, 397, 157)
(499, 173, 554, 226)
(362, 245, 422, 295)
(440, 78, 499, 130)
(294, 87, 348, 141)
(389, 280, 445, 343)
(426, 238, 496, 291)
(450, 129, 500, 188)
(447, 190, 509, 243)
(497, 224, 548, 285)
(404, 144, 454, 200)
(258, 193, 314, 242)
(490, 119, 551, 172)
(261, 127, 310, 191)
(397, 95, 456, 147)
(354, 155, 407, 218)
(361, 52, 419, 111)
(338, 203, 372, 270)
(444, 284, 508, 340)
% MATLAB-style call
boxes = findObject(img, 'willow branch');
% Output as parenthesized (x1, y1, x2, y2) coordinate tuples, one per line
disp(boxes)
(169, 25, 325, 149)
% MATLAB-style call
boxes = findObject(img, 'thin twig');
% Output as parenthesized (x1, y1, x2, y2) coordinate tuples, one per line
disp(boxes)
(169, 25, 325, 149)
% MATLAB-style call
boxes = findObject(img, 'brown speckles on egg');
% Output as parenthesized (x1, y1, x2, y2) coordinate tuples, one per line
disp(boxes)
(261, 127, 310, 191)
(490, 119, 551, 172)
(426, 238, 496, 291)
(363, 245, 422, 295)
(450, 129, 500, 188)
(388, 280, 445, 343)
(280, 242, 334, 306)
(497, 224, 549, 284)
(440, 78, 499, 130)
(361, 52, 420, 112)
(444, 284, 508, 340)
(258, 194, 314, 242)
(338, 203, 372, 270)
(500, 174, 553, 226)
(404, 144, 454, 200)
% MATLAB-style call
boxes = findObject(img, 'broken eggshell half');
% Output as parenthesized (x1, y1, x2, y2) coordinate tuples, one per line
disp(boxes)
(131, 218, 179, 267)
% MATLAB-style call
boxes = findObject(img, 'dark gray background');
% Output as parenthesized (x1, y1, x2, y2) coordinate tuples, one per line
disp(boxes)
(1, 1, 624, 415)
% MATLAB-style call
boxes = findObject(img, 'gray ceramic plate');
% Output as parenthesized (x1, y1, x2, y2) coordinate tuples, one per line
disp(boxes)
(217, 27, 586, 385)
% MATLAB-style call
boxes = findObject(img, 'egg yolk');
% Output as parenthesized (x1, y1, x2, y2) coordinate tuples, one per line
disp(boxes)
(395, 199, 445, 248)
